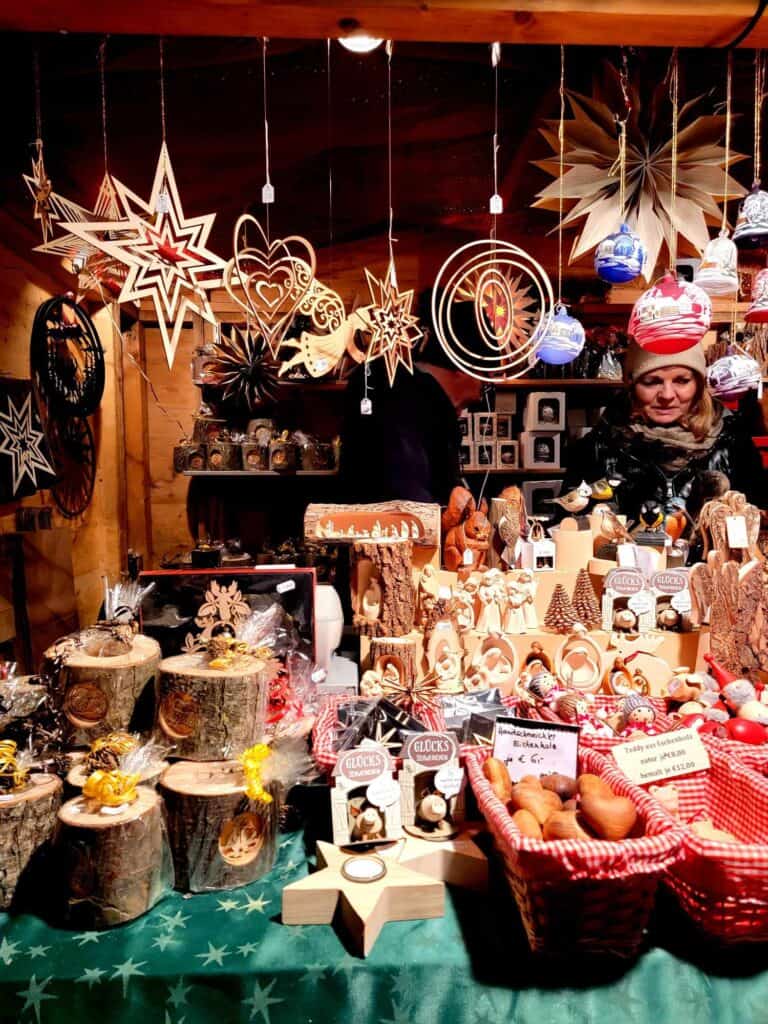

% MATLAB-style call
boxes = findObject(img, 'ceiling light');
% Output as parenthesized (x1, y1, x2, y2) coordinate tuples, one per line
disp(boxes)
(338, 35, 383, 54)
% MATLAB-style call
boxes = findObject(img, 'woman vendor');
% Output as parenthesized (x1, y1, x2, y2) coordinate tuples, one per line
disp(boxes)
(562, 341, 767, 524)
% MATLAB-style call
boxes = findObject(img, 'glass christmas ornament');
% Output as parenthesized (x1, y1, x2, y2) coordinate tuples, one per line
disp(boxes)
(594, 223, 646, 284)
(746, 268, 768, 323)
(707, 352, 762, 401)
(628, 273, 712, 354)
(733, 184, 768, 250)
(535, 304, 586, 365)
(694, 231, 739, 297)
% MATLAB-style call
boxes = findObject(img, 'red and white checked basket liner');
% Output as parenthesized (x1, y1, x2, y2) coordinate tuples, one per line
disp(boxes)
(466, 745, 683, 955)
(645, 742, 768, 942)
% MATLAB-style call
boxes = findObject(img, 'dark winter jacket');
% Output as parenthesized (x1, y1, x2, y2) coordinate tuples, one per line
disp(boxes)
(562, 397, 767, 524)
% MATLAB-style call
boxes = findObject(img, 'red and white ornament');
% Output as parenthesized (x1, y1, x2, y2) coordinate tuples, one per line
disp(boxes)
(628, 273, 712, 354)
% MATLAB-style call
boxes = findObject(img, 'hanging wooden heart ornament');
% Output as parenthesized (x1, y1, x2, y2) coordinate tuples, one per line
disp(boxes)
(223, 215, 317, 358)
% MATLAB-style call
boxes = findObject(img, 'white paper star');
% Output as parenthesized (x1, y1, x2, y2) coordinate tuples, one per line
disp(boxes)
(75, 967, 106, 989)
(73, 932, 101, 946)
(237, 943, 259, 958)
(152, 933, 179, 952)
(111, 957, 147, 998)
(242, 893, 270, 915)
(166, 978, 192, 1010)
(195, 942, 230, 967)
(16, 975, 57, 1024)
(156, 911, 190, 931)
(0, 392, 54, 496)
(67, 143, 225, 369)
(242, 978, 282, 1024)
(0, 936, 20, 964)
(26, 945, 51, 961)
(216, 898, 241, 913)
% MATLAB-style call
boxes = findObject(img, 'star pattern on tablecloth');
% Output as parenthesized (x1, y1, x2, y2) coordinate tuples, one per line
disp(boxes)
(0, 392, 55, 496)
(277, 859, 298, 878)
(75, 967, 107, 989)
(17, 974, 57, 1024)
(73, 932, 101, 946)
(242, 893, 270, 915)
(0, 936, 21, 964)
(300, 963, 326, 984)
(237, 943, 259, 958)
(379, 995, 419, 1024)
(67, 143, 225, 369)
(359, 264, 422, 387)
(26, 945, 51, 961)
(166, 978, 193, 1010)
(111, 957, 147, 998)
(152, 933, 179, 952)
(156, 911, 190, 932)
(195, 942, 230, 967)
(216, 898, 241, 913)
(242, 978, 282, 1024)
(331, 952, 360, 974)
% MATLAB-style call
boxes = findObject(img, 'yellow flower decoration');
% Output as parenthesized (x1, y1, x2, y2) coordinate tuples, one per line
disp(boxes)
(83, 769, 140, 808)
(238, 743, 273, 804)
(0, 739, 29, 791)
(90, 732, 138, 756)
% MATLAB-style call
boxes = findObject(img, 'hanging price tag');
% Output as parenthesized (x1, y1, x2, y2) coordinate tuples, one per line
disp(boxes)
(612, 728, 709, 785)
(489, 193, 503, 214)
(262, 182, 275, 204)
(360, 398, 372, 416)
(276, 579, 296, 594)
(463, 548, 474, 566)
(726, 515, 749, 548)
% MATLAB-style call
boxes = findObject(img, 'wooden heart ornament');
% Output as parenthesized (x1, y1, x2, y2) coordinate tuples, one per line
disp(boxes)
(223, 214, 317, 357)
(579, 792, 638, 841)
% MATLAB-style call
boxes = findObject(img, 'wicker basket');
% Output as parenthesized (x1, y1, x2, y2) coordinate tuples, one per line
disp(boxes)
(466, 746, 683, 956)
(648, 743, 768, 943)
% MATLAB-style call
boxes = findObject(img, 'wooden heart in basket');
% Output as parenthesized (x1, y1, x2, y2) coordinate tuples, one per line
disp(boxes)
(542, 810, 593, 841)
(510, 782, 562, 826)
(512, 808, 543, 839)
(580, 792, 638, 841)
(224, 214, 317, 357)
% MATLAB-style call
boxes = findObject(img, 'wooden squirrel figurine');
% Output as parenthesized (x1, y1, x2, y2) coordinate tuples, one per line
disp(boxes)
(443, 486, 491, 577)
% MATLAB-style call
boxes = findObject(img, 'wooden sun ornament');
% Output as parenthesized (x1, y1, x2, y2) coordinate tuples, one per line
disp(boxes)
(66, 143, 226, 369)
(355, 265, 422, 387)
(431, 239, 553, 382)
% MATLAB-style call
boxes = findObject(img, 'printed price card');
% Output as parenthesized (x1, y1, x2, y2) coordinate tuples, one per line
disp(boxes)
(492, 717, 579, 781)
(611, 728, 710, 785)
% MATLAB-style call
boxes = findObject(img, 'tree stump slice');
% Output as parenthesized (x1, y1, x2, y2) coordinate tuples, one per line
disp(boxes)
(159, 760, 278, 892)
(351, 540, 415, 638)
(66, 761, 170, 790)
(55, 788, 169, 928)
(154, 654, 267, 760)
(48, 633, 161, 745)
(369, 636, 419, 680)
(304, 500, 440, 548)
(0, 774, 62, 910)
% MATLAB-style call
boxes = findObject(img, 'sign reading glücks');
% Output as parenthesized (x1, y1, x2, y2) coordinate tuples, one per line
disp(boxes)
(333, 746, 391, 785)
(611, 727, 710, 785)
(605, 568, 645, 595)
(401, 732, 459, 768)
(651, 569, 688, 595)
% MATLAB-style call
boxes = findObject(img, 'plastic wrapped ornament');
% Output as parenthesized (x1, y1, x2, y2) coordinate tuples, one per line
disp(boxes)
(628, 273, 712, 354)
(707, 351, 762, 401)
(746, 268, 768, 323)
(594, 223, 646, 284)
(733, 184, 768, 250)
(694, 231, 739, 297)
(535, 304, 586, 365)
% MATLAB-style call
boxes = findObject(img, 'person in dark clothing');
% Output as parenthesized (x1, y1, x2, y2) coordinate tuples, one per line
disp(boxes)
(562, 340, 767, 525)
(339, 299, 484, 504)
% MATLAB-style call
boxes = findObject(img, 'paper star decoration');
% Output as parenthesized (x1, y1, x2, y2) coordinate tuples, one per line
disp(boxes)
(25, 141, 56, 244)
(282, 841, 444, 957)
(0, 391, 55, 497)
(68, 143, 226, 369)
(16, 975, 57, 1024)
(358, 264, 422, 387)
(242, 978, 283, 1024)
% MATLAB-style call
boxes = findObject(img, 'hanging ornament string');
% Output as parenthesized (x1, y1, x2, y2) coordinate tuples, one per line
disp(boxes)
(722, 50, 733, 234)
(667, 48, 680, 269)
(33, 48, 42, 147)
(616, 48, 631, 220)
(754, 49, 765, 187)
(262, 36, 274, 241)
(99, 38, 110, 177)
(557, 44, 566, 307)
(490, 41, 502, 241)
(326, 39, 334, 281)
(159, 38, 167, 144)
(385, 40, 397, 286)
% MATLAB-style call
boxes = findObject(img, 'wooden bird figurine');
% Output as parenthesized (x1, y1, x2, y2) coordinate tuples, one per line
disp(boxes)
(544, 481, 592, 514)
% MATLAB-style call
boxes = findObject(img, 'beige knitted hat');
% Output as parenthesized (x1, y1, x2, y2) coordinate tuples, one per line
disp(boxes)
(624, 340, 707, 382)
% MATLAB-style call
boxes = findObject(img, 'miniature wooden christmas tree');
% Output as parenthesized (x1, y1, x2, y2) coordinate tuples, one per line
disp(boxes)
(571, 569, 601, 629)
(544, 584, 580, 633)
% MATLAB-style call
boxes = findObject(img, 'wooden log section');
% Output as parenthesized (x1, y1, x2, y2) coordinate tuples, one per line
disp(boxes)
(305, 501, 440, 549)
(51, 633, 161, 745)
(369, 635, 419, 681)
(351, 540, 415, 638)
(55, 788, 169, 928)
(154, 653, 267, 760)
(0, 774, 62, 910)
(159, 760, 278, 893)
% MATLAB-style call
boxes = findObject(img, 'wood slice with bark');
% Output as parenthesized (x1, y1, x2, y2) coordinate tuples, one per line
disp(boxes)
(368, 636, 419, 680)
(47, 633, 161, 745)
(55, 787, 169, 927)
(351, 540, 415, 638)
(0, 774, 62, 910)
(154, 653, 267, 760)
(304, 501, 440, 548)
(159, 760, 278, 892)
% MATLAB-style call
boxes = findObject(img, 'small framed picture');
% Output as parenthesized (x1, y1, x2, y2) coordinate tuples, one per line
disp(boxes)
(459, 442, 473, 470)
(523, 392, 566, 432)
(497, 440, 519, 469)
(495, 391, 517, 414)
(473, 412, 497, 441)
(473, 442, 496, 469)
(458, 411, 472, 440)
(496, 414, 513, 441)
(521, 431, 561, 471)
(521, 479, 563, 517)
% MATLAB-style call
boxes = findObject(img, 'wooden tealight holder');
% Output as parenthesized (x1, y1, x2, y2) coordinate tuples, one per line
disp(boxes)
(154, 653, 267, 760)
(0, 775, 62, 910)
(56, 788, 168, 928)
(160, 761, 278, 892)
(53, 634, 161, 745)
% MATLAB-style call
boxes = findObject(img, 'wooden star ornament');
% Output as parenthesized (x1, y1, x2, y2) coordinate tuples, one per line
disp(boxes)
(25, 140, 56, 244)
(282, 840, 444, 957)
(358, 263, 422, 386)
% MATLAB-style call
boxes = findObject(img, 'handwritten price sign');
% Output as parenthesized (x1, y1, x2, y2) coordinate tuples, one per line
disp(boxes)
(611, 728, 710, 785)
(492, 717, 579, 782)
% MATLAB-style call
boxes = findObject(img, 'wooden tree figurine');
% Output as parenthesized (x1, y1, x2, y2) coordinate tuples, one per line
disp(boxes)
(544, 584, 580, 634)
(571, 569, 601, 629)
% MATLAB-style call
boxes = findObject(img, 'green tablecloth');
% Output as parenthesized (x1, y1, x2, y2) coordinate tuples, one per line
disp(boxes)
(1, 829, 768, 1024)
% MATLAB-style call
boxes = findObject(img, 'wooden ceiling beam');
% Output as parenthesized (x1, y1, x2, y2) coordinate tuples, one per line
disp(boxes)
(1, 1, 765, 49)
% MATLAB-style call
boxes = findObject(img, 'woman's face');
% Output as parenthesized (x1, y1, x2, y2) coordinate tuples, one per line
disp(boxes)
(633, 367, 698, 425)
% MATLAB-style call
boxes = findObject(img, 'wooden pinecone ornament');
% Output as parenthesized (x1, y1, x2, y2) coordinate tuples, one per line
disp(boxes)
(571, 569, 601, 629)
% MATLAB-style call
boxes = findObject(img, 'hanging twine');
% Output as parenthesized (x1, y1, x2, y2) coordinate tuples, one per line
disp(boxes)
(98, 38, 110, 176)
(668, 48, 680, 268)
(754, 49, 765, 187)
(557, 44, 566, 306)
(33, 48, 42, 144)
(722, 50, 733, 234)
(262, 36, 272, 240)
(490, 41, 501, 241)
(618, 48, 631, 220)
(386, 40, 397, 283)
(159, 38, 167, 144)
(326, 39, 334, 279)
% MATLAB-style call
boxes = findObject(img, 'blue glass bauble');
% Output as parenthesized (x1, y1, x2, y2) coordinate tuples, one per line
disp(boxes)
(536, 305, 586, 366)
(594, 222, 646, 284)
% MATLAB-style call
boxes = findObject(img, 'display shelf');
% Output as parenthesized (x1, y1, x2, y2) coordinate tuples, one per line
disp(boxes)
(495, 378, 622, 389)
(463, 467, 566, 475)
(182, 470, 339, 477)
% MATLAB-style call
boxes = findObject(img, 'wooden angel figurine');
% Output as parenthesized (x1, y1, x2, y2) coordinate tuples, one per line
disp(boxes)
(516, 569, 539, 631)
(432, 638, 464, 695)
(502, 578, 527, 635)
(476, 575, 503, 633)
(523, 641, 552, 676)
(447, 586, 475, 632)
(416, 564, 440, 628)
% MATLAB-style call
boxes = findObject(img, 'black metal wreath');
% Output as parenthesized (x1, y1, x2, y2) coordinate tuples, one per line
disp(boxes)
(47, 415, 96, 519)
(30, 294, 105, 418)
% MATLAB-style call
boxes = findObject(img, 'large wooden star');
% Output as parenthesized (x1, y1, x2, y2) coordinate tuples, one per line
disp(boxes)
(67, 144, 226, 368)
(359, 264, 422, 386)
(282, 840, 444, 957)
(391, 829, 488, 890)
(0, 391, 55, 496)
